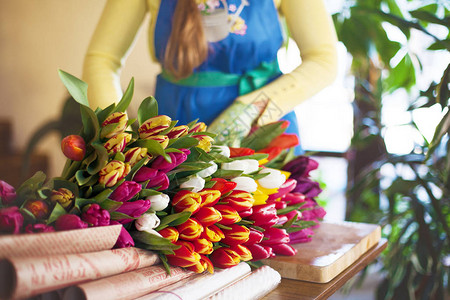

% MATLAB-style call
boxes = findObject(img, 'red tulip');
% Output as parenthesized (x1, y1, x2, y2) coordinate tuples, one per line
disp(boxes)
(198, 189, 221, 207)
(210, 178, 236, 195)
(229, 147, 255, 158)
(187, 254, 214, 273)
(259, 227, 290, 246)
(194, 207, 222, 227)
(246, 244, 273, 261)
(158, 226, 179, 243)
(271, 243, 297, 256)
(238, 207, 253, 218)
(209, 247, 240, 269)
(221, 224, 250, 246)
(243, 228, 264, 246)
(61, 135, 85, 161)
(201, 225, 224, 243)
(247, 203, 278, 227)
(172, 190, 202, 214)
(215, 205, 241, 225)
(166, 243, 200, 268)
(221, 191, 254, 212)
(176, 218, 204, 241)
(191, 238, 213, 255)
(24, 200, 50, 220)
(230, 244, 253, 261)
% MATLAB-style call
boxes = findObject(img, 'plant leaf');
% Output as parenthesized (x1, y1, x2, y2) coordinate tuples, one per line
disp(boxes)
(138, 96, 158, 125)
(46, 202, 67, 225)
(114, 78, 134, 113)
(58, 70, 89, 107)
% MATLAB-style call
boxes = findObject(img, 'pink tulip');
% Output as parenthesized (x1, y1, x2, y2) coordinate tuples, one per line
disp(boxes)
(271, 243, 297, 256)
(0, 206, 23, 234)
(81, 204, 110, 227)
(55, 214, 88, 231)
(109, 181, 142, 202)
(0, 180, 16, 205)
(115, 200, 151, 224)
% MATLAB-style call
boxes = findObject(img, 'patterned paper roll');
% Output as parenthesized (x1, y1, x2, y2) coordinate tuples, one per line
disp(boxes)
(137, 263, 251, 300)
(207, 266, 281, 300)
(63, 265, 194, 300)
(0, 247, 159, 299)
(0, 225, 122, 259)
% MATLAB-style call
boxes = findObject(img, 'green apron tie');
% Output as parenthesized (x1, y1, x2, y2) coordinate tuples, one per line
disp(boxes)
(161, 59, 281, 95)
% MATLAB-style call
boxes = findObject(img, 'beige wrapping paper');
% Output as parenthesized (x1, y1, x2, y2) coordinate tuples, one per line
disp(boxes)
(63, 265, 194, 300)
(0, 247, 159, 299)
(137, 263, 252, 300)
(0, 225, 122, 259)
(207, 266, 281, 300)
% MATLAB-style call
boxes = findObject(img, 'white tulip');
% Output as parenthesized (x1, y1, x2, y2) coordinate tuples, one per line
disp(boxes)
(211, 145, 231, 157)
(231, 176, 258, 193)
(257, 168, 286, 189)
(221, 159, 259, 174)
(144, 229, 163, 237)
(147, 193, 170, 211)
(135, 213, 161, 232)
(197, 162, 218, 178)
(180, 175, 205, 192)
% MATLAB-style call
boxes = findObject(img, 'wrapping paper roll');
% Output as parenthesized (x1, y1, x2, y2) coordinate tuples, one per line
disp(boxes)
(0, 247, 159, 299)
(137, 263, 252, 300)
(207, 266, 281, 300)
(0, 225, 122, 259)
(63, 265, 193, 300)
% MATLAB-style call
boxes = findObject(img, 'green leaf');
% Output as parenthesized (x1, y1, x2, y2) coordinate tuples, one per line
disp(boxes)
(46, 202, 67, 225)
(125, 155, 150, 181)
(87, 143, 109, 175)
(139, 189, 161, 198)
(99, 199, 122, 211)
(93, 189, 113, 202)
(241, 121, 286, 150)
(211, 169, 243, 179)
(156, 211, 191, 230)
(96, 103, 116, 124)
(131, 139, 169, 160)
(234, 153, 269, 161)
(16, 171, 47, 202)
(410, 9, 448, 26)
(436, 63, 449, 107)
(426, 108, 450, 160)
(114, 78, 134, 113)
(138, 96, 158, 125)
(114, 151, 126, 162)
(75, 197, 97, 209)
(110, 211, 136, 221)
(279, 214, 297, 230)
(80, 105, 100, 144)
(58, 70, 89, 107)
(75, 170, 96, 186)
(168, 136, 199, 149)
(132, 231, 180, 248)
(276, 203, 305, 215)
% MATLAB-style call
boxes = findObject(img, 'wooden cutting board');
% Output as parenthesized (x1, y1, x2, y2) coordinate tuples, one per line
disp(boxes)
(262, 221, 382, 283)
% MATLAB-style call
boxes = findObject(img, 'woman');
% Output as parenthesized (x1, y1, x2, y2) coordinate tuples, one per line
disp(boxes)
(83, 0, 338, 148)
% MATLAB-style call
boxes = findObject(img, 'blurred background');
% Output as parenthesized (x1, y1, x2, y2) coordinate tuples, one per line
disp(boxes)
(0, 1, 448, 299)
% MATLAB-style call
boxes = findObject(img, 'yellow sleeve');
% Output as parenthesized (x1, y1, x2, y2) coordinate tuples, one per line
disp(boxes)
(82, 0, 159, 110)
(237, 0, 338, 125)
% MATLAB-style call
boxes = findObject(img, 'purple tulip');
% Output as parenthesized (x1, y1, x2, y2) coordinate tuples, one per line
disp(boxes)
(147, 171, 169, 191)
(289, 227, 314, 244)
(111, 221, 135, 248)
(81, 204, 110, 227)
(25, 223, 55, 233)
(0, 206, 24, 234)
(109, 181, 142, 202)
(0, 180, 17, 205)
(133, 167, 158, 182)
(292, 178, 322, 198)
(55, 214, 88, 231)
(115, 199, 151, 224)
(283, 156, 319, 179)
(151, 149, 190, 173)
(301, 198, 326, 222)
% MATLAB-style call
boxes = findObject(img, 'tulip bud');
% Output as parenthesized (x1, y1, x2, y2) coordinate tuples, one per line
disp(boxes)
(0, 180, 16, 205)
(215, 205, 241, 225)
(246, 244, 273, 261)
(187, 255, 214, 274)
(271, 243, 297, 256)
(146, 135, 170, 149)
(0, 207, 23, 234)
(50, 188, 74, 209)
(267, 179, 297, 201)
(172, 190, 202, 214)
(158, 226, 179, 242)
(198, 189, 221, 207)
(229, 147, 255, 158)
(166, 243, 201, 268)
(283, 192, 306, 205)
(230, 244, 253, 261)
(99, 161, 131, 187)
(112, 221, 135, 248)
(104, 133, 132, 155)
(289, 227, 314, 244)
(151, 149, 190, 173)
(260, 227, 290, 246)
(194, 135, 214, 152)
(201, 225, 224, 242)
(61, 135, 86, 161)
(293, 178, 322, 198)
(189, 122, 207, 133)
(191, 238, 213, 255)
(194, 206, 222, 227)
(243, 228, 264, 246)
(197, 162, 218, 178)
(239, 207, 253, 218)
(257, 168, 286, 189)
(210, 178, 236, 195)
(109, 181, 142, 203)
(211, 145, 230, 157)
(81, 204, 110, 227)
(101, 112, 128, 139)
(24, 200, 50, 220)
(247, 203, 278, 227)
(221, 190, 254, 212)
(221, 159, 259, 174)
(180, 175, 205, 193)
(138, 115, 172, 139)
(135, 212, 160, 232)
(221, 224, 250, 246)
(209, 247, 240, 269)
(55, 214, 88, 231)
(124, 147, 150, 167)
(231, 176, 257, 193)
(176, 218, 204, 241)
(282, 156, 319, 178)
(115, 199, 151, 224)
(167, 125, 189, 139)
(25, 223, 55, 233)
(146, 193, 170, 211)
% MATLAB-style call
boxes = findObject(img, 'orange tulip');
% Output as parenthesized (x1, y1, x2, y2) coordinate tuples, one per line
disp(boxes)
(201, 225, 225, 243)
(198, 189, 221, 207)
(172, 190, 202, 214)
(158, 226, 179, 243)
(221, 224, 250, 246)
(215, 205, 241, 225)
(194, 206, 222, 227)
(61, 135, 85, 161)
(209, 247, 240, 269)
(176, 218, 204, 241)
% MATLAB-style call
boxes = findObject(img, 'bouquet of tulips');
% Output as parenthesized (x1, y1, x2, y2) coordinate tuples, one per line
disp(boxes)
(0, 71, 325, 274)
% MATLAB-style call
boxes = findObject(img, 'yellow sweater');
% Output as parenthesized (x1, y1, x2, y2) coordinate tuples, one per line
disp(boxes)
(83, 0, 338, 124)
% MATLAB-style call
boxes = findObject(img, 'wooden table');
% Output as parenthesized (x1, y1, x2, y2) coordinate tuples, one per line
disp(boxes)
(264, 239, 387, 300)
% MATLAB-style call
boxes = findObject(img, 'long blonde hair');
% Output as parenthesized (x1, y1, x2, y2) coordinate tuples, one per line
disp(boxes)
(163, 0, 208, 80)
